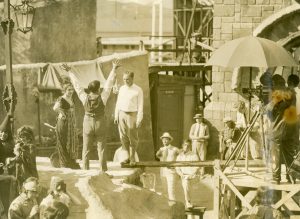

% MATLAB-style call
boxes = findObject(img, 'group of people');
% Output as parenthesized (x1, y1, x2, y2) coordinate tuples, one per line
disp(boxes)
(219, 100, 263, 161)
(155, 113, 210, 208)
(54, 59, 144, 173)
(263, 73, 300, 184)
(8, 176, 70, 219)
(0, 59, 145, 218)
(219, 72, 300, 185)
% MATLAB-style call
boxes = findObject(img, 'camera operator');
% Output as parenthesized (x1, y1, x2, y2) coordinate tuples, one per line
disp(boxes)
(287, 74, 300, 117)
(234, 100, 262, 160)
(265, 74, 297, 184)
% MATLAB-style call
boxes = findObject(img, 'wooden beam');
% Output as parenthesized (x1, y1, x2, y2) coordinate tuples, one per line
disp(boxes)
(121, 160, 265, 168)
(146, 48, 212, 52)
(273, 186, 300, 209)
(217, 169, 253, 209)
(173, 14, 186, 36)
(230, 192, 236, 219)
(148, 64, 210, 74)
(213, 160, 220, 219)
(122, 160, 215, 168)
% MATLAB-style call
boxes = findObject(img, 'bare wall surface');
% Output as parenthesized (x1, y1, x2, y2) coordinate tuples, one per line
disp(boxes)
(97, 0, 173, 37)
(0, 0, 96, 65)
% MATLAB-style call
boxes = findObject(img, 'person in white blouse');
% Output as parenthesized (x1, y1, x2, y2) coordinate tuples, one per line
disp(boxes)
(114, 71, 143, 165)
(189, 113, 209, 176)
(61, 59, 120, 172)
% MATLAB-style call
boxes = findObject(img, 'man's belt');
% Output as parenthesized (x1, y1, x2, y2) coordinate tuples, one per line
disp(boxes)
(192, 139, 206, 142)
(85, 112, 103, 118)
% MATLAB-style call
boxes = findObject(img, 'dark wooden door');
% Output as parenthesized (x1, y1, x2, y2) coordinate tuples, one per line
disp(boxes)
(156, 87, 184, 150)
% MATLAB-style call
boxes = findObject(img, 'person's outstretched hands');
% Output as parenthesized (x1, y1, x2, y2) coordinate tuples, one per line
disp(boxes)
(61, 63, 72, 72)
(112, 59, 121, 70)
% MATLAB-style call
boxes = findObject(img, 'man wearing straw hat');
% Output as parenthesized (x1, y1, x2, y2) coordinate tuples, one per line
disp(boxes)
(189, 114, 210, 176)
(156, 132, 180, 201)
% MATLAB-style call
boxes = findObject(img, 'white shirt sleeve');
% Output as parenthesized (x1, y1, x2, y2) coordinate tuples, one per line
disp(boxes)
(114, 86, 122, 120)
(68, 72, 87, 104)
(137, 86, 144, 123)
(101, 68, 116, 105)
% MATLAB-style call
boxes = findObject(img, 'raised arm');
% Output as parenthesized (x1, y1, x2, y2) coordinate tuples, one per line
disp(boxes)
(61, 64, 87, 104)
(101, 59, 121, 105)
(68, 72, 87, 104)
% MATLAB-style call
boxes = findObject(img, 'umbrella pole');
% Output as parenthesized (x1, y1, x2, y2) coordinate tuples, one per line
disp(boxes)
(245, 67, 253, 170)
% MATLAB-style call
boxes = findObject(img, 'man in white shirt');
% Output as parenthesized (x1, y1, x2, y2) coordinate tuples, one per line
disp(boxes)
(62, 59, 120, 171)
(114, 71, 143, 165)
(176, 139, 200, 208)
(156, 132, 180, 201)
(189, 114, 209, 176)
(234, 100, 262, 160)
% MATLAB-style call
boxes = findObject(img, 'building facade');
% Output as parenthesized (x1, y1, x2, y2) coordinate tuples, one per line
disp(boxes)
(204, 0, 298, 157)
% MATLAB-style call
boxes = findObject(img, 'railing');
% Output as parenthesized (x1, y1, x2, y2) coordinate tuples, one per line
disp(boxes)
(145, 35, 213, 64)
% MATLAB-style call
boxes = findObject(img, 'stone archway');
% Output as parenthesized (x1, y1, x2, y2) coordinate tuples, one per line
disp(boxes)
(253, 4, 300, 52)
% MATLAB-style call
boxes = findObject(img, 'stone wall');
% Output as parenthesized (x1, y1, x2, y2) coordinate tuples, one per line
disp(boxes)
(204, 0, 294, 158)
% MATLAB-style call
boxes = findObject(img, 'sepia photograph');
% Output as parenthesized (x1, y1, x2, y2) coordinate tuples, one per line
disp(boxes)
(0, 0, 300, 218)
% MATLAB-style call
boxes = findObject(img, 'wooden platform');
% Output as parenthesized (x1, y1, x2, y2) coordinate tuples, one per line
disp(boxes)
(225, 167, 300, 191)
(214, 161, 300, 218)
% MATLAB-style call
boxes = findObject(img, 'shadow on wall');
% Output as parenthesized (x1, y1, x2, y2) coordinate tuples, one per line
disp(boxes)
(206, 119, 219, 161)
(205, 119, 220, 174)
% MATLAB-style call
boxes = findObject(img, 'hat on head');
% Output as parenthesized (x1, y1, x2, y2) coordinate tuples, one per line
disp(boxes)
(193, 114, 203, 119)
(23, 181, 37, 192)
(223, 116, 233, 123)
(160, 132, 173, 141)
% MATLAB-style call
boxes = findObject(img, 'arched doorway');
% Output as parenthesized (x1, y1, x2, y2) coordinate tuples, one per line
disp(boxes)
(253, 4, 300, 73)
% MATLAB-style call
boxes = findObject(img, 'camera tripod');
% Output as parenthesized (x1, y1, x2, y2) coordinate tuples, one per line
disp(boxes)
(222, 106, 266, 178)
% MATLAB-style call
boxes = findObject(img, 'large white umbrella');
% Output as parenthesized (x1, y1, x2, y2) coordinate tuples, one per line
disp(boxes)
(206, 36, 298, 68)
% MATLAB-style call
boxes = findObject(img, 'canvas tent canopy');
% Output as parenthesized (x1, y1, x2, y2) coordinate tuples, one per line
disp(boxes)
(0, 51, 154, 161)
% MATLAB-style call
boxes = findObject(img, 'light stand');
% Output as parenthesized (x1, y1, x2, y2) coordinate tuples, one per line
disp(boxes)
(1, 0, 16, 132)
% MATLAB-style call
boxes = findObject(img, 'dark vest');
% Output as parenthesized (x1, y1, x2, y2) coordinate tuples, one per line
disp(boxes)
(84, 94, 105, 117)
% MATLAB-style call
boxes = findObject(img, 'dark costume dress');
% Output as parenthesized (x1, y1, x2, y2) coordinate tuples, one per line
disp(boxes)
(15, 142, 39, 190)
(54, 97, 79, 169)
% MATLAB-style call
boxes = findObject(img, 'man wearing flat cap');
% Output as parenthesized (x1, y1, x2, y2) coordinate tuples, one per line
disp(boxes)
(156, 132, 180, 201)
(219, 117, 240, 160)
(62, 60, 120, 172)
(8, 178, 39, 219)
(189, 114, 210, 176)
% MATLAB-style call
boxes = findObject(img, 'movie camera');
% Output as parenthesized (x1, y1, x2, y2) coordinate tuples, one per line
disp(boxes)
(242, 85, 271, 104)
